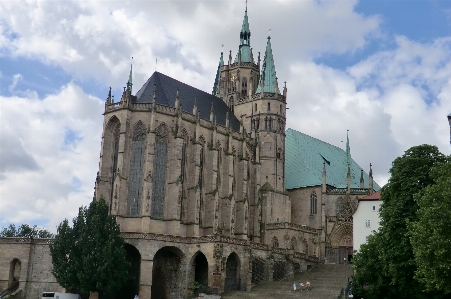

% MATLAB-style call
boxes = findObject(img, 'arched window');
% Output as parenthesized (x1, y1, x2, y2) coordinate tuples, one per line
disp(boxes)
(267, 102, 270, 111)
(180, 131, 188, 220)
(336, 197, 344, 217)
(127, 122, 146, 216)
(229, 97, 234, 112)
(198, 139, 205, 225)
(106, 117, 121, 208)
(277, 148, 282, 159)
(151, 125, 168, 218)
(254, 103, 257, 113)
(291, 237, 296, 250)
(280, 104, 282, 114)
(272, 236, 279, 248)
(310, 191, 317, 215)
(241, 78, 247, 97)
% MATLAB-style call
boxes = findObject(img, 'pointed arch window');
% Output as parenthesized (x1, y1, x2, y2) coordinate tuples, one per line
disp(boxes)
(198, 140, 205, 225)
(267, 102, 270, 111)
(107, 118, 121, 208)
(151, 125, 168, 218)
(229, 97, 234, 112)
(272, 236, 279, 248)
(180, 131, 188, 220)
(310, 191, 317, 215)
(127, 122, 146, 216)
(241, 78, 247, 97)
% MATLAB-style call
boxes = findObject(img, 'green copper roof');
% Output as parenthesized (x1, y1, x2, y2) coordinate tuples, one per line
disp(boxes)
(234, 7, 252, 63)
(285, 128, 380, 190)
(256, 36, 279, 94)
(212, 51, 223, 96)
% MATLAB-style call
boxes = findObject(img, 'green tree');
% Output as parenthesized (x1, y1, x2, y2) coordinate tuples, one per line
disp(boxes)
(50, 197, 129, 298)
(353, 233, 394, 299)
(0, 223, 54, 238)
(409, 158, 451, 294)
(353, 144, 448, 299)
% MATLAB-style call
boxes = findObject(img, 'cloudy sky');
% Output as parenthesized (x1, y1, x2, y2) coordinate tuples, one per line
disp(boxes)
(1, 0, 450, 232)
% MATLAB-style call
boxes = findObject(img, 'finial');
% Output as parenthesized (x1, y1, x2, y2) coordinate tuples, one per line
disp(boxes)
(245, 0, 248, 12)
(155, 57, 157, 72)
(221, 43, 224, 53)
(268, 28, 271, 37)
(369, 163, 373, 177)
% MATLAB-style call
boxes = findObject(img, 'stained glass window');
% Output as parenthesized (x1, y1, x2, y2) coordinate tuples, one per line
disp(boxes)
(310, 191, 317, 215)
(127, 122, 146, 216)
(151, 125, 168, 218)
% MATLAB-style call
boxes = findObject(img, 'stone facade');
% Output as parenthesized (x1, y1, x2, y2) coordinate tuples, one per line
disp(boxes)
(0, 7, 379, 299)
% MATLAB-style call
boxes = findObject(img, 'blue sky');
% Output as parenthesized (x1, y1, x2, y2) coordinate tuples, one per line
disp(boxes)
(1, 0, 450, 232)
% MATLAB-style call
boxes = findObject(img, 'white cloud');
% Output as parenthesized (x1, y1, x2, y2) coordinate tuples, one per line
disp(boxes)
(0, 83, 104, 231)
(287, 37, 451, 187)
(8, 73, 22, 93)
(0, 0, 380, 92)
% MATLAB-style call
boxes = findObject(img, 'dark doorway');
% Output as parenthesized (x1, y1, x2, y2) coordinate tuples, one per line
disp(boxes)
(251, 258, 265, 284)
(112, 244, 141, 299)
(151, 247, 184, 299)
(194, 252, 208, 287)
(225, 253, 240, 291)
(273, 261, 286, 281)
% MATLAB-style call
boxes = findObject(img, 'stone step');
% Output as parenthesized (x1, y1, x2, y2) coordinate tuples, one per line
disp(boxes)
(222, 264, 353, 299)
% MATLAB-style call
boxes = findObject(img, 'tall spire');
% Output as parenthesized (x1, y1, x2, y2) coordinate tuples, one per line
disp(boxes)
(346, 130, 351, 166)
(212, 50, 224, 96)
(127, 57, 133, 94)
(234, 3, 252, 63)
(256, 35, 279, 94)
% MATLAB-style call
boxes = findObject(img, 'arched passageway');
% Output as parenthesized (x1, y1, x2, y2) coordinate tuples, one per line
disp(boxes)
(112, 244, 141, 299)
(225, 253, 240, 291)
(193, 252, 208, 287)
(151, 246, 184, 299)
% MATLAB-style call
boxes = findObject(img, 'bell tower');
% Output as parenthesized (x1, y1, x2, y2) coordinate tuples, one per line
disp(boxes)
(212, 3, 260, 121)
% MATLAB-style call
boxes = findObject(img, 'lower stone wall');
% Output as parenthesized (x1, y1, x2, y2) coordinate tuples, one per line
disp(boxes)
(0, 236, 318, 299)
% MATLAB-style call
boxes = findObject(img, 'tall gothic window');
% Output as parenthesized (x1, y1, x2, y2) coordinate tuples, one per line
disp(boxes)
(107, 118, 121, 208)
(127, 122, 146, 216)
(180, 131, 188, 220)
(229, 97, 234, 112)
(241, 78, 247, 97)
(151, 125, 168, 218)
(198, 140, 205, 225)
(272, 236, 279, 248)
(310, 191, 317, 215)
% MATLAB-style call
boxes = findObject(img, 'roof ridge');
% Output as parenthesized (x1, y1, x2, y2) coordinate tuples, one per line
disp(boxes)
(286, 128, 344, 152)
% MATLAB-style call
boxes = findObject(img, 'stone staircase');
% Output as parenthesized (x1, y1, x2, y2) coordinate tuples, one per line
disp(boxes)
(222, 264, 353, 299)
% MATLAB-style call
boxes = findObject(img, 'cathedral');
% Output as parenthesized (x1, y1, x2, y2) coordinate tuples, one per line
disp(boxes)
(92, 6, 379, 299)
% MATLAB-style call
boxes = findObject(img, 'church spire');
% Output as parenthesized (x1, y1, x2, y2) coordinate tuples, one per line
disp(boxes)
(212, 50, 224, 96)
(234, 3, 252, 63)
(256, 34, 278, 94)
(346, 130, 351, 165)
(127, 57, 133, 94)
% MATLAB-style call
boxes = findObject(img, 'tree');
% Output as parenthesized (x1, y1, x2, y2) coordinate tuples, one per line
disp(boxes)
(0, 223, 54, 238)
(353, 233, 394, 299)
(377, 145, 447, 299)
(353, 144, 448, 299)
(50, 197, 130, 298)
(409, 158, 451, 294)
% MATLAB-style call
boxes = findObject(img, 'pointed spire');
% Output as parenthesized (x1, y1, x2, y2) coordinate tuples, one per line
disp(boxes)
(107, 87, 112, 104)
(127, 57, 133, 94)
(322, 162, 327, 193)
(234, 2, 252, 63)
(369, 163, 374, 194)
(256, 35, 279, 94)
(193, 98, 197, 116)
(210, 103, 214, 122)
(212, 51, 224, 96)
(360, 169, 364, 188)
(346, 130, 351, 167)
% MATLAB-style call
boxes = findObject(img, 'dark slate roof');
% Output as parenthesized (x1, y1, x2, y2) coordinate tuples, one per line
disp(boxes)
(134, 72, 240, 131)
(285, 128, 380, 190)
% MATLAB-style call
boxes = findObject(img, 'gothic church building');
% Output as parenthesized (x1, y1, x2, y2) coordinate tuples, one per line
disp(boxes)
(92, 7, 379, 299)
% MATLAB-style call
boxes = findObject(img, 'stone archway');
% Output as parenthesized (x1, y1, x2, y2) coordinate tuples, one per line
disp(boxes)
(327, 222, 353, 264)
(113, 244, 141, 299)
(151, 246, 184, 299)
(224, 252, 240, 291)
(190, 251, 208, 288)
(8, 258, 21, 292)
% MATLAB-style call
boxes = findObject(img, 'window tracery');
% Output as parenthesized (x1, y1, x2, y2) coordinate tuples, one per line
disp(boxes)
(151, 124, 168, 218)
(127, 122, 146, 216)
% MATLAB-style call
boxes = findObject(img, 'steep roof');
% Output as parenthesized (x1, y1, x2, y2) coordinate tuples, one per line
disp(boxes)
(256, 36, 279, 94)
(134, 72, 240, 131)
(212, 52, 224, 96)
(285, 128, 380, 190)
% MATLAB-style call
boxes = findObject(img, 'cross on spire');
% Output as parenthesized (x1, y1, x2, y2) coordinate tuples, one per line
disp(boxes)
(245, 0, 248, 12)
